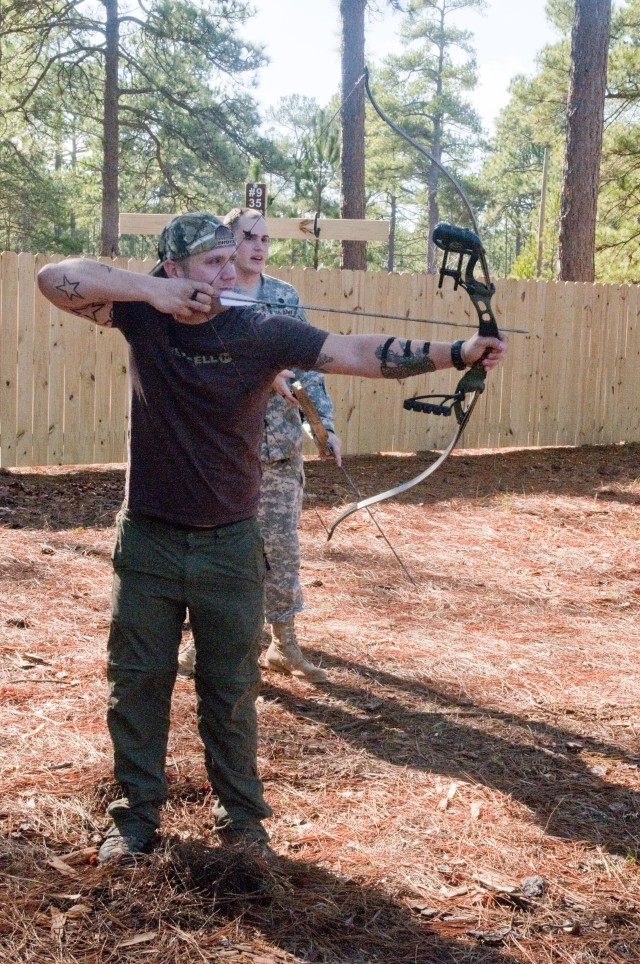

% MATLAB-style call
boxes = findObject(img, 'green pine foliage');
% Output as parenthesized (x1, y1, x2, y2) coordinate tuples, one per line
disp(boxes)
(2, 0, 640, 283)
(0, 0, 278, 253)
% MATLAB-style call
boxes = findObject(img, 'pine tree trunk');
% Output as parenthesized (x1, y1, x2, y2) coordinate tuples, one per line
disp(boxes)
(100, 0, 120, 257)
(339, 0, 366, 271)
(557, 0, 611, 281)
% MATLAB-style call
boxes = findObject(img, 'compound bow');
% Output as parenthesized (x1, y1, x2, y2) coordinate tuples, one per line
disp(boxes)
(327, 70, 501, 540)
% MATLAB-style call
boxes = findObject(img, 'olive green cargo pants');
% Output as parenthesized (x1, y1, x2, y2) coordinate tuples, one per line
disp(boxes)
(106, 510, 272, 834)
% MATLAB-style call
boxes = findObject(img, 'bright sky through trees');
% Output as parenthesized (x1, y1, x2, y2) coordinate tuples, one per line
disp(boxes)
(243, 0, 558, 133)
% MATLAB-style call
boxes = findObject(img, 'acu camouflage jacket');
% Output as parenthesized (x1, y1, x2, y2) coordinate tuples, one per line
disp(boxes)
(253, 274, 336, 464)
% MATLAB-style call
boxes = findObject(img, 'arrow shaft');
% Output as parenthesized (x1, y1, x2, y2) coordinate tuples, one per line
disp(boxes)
(220, 293, 527, 335)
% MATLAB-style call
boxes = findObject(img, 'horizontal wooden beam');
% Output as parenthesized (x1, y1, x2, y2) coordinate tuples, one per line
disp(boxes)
(119, 214, 389, 243)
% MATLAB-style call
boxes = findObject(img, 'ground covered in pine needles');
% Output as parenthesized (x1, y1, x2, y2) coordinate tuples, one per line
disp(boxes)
(1, 443, 639, 963)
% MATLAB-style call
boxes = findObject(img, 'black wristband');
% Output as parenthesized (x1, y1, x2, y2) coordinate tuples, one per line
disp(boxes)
(451, 339, 467, 370)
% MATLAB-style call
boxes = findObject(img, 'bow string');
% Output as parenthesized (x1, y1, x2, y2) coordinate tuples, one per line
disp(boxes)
(290, 380, 415, 585)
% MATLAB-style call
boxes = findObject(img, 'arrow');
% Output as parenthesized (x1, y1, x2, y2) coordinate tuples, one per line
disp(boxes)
(219, 291, 527, 335)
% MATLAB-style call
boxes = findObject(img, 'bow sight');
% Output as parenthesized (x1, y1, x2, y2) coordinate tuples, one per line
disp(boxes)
(432, 222, 497, 338)
(434, 222, 488, 284)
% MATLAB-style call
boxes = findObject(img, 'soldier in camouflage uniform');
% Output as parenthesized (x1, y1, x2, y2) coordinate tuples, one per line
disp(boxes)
(178, 208, 341, 685)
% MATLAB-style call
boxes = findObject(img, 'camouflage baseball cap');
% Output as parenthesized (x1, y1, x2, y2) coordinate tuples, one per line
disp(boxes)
(149, 212, 236, 276)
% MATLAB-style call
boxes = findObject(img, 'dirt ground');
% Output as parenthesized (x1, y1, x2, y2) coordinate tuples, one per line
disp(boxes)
(1, 443, 639, 963)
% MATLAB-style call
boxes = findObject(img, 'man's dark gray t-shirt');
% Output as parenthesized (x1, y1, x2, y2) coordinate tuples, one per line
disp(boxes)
(112, 303, 328, 528)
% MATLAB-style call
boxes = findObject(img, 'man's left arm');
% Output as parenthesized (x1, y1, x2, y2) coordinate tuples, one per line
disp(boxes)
(314, 332, 507, 378)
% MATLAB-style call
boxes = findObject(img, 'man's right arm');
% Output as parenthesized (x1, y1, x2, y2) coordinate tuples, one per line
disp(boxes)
(37, 258, 214, 326)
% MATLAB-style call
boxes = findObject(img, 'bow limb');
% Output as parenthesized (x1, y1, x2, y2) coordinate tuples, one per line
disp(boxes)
(326, 391, 481, 540)
(291, 380, 415, 585)
(364, 68, 479, 235)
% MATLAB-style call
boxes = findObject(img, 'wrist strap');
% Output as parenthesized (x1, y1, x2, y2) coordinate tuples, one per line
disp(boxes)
(451, 339, 467, 370)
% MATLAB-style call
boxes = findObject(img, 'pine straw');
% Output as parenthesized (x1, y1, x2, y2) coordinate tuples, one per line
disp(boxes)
(1, 444, 639, 962)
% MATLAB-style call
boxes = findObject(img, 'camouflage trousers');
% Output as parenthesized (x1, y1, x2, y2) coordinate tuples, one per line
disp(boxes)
(258, 456, 305, 624)
(106, 509, 272, 831)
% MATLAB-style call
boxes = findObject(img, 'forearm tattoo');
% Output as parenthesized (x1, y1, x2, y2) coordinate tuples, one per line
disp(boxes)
(54, 275, 83, 300)
(70, 303, 114, 326)
(315, 351, 334, 370)
(377, 338, 436, 379)
(54, 265, 114, 326)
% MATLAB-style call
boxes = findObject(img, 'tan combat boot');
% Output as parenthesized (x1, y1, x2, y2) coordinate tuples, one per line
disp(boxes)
(265, 619, 328, 684)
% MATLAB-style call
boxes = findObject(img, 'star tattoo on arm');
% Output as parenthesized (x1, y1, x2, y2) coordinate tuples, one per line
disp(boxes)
(70, 302, 113, 326)
(54, 275, 83, 301)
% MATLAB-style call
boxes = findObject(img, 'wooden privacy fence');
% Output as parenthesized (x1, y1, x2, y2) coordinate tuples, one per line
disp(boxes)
(1, 251, 639, 468)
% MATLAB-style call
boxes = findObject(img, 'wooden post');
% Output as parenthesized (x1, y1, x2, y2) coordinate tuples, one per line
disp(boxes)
(536, 145, 551, 278)
(387, 195, 396, 272)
